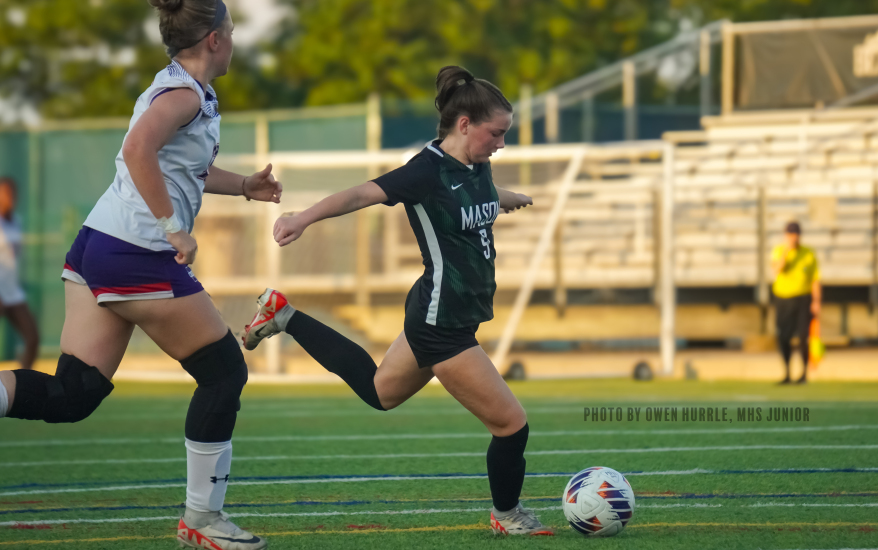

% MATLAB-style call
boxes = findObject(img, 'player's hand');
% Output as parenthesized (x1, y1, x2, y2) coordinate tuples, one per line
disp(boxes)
(167, 230, 198, 265)
(504, 193, 533, 213)
(274, 212, 307, 246)
(244, 164, 282, 203)
(811, 301, 821, 316)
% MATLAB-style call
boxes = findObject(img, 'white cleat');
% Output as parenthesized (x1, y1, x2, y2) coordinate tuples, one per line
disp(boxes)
(490, 503, 554, 536)
(241, 288, 295, 351)
(177, 509, 267, 550)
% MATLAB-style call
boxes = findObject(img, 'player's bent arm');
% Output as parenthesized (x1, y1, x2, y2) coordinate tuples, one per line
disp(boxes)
(770, 258, 784, 276)
(203, 166, 249, 195)
(770, 255, 787, 276)
(204, 164, 282, 203)
(496, 186, 533, 213)
(122, 88, 201, 221)
(122, 89, 201, 264)
(770, 245, 791, 276)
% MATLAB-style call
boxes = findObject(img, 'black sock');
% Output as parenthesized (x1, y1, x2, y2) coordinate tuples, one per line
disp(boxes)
(486, 423, 529, 513)
(799, 336, 809, 380)
(285, 312, 385, 411)
(778, 338, 792, 379)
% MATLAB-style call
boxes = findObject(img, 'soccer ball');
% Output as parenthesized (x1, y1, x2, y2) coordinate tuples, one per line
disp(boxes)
(562, 466, 635, 537)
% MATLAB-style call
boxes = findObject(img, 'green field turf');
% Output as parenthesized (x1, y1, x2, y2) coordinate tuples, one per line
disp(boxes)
(0, 379, 876, 549)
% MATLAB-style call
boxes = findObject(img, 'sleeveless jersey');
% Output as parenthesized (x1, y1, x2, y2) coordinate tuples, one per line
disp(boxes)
(83, 61, 221, 251)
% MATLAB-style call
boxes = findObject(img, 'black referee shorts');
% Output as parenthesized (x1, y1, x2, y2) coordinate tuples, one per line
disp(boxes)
(775, 293, 812, 343)
(403, 287, 480, 368)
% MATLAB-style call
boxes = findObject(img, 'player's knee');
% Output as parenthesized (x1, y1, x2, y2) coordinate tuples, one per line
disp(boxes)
(378, 395, 402, 411)
(492, 407, 527, 438)
(181, 331, 248, 442)
(11, 355, 114, 423)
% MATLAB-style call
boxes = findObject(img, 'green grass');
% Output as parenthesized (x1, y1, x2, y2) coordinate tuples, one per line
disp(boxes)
(0, 379, 877, 549)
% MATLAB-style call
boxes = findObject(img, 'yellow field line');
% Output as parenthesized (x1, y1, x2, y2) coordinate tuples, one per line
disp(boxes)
(4, 521, 877, 546)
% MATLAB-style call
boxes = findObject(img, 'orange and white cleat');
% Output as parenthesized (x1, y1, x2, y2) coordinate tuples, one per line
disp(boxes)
(242, 288, 296, 351)
(177, 509, 267, 549)
(490, 503, 554, 536)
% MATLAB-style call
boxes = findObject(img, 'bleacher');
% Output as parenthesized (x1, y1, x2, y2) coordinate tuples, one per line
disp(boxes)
(199, 107, 878, 304)
(194, 15, 878, 374)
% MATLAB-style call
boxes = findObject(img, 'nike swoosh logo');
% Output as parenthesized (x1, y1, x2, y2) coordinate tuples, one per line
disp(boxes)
(211, 535, 263, 543)
(451, 183, 463, 190)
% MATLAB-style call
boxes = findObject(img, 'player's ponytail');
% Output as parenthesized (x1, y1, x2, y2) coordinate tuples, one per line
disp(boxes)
(435, 66, 512, 139)
(148, 0, 227, 58)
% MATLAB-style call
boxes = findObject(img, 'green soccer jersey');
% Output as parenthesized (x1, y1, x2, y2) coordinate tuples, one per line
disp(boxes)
(374, 140, 500, 328)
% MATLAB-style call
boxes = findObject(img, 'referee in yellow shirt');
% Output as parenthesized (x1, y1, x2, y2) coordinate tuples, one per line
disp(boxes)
(771, 221, 821, 384)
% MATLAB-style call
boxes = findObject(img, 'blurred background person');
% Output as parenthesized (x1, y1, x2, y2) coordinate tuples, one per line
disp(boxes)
(771, 221, 821, 385)
(0, 177, 39, 370)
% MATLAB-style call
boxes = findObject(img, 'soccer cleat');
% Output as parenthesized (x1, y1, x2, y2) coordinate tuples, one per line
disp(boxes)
(490, 503, 554, 536)
(177, 509, 267, 549)
(242, 288, 295, 351)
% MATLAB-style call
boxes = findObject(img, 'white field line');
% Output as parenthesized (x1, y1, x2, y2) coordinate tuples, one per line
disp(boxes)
(2, 444, 877, 468)
(4, 468, 878, 498)
(88, 404, 671, 421)
(2, 501, 878, 528)
(2, 424, 875, 449)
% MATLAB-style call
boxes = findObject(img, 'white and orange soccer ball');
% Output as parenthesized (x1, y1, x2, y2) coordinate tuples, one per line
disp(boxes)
(562, 466, 635, 537)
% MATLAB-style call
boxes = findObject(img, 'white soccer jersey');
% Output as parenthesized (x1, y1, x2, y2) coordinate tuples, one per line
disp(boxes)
(84, 61, 221, 251)
(0, 214, 25, 306)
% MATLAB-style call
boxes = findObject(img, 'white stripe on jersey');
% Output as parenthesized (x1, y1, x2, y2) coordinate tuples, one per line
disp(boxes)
(413, 204, 443, 326)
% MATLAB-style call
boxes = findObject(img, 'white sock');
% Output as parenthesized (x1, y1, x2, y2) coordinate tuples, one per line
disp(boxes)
(185, 439, 233, 512)
(0, 375, 8, 419)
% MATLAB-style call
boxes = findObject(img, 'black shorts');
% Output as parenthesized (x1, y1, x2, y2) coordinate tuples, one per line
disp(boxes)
(775, 293, 813, 342)
(404, 288, 480, 368)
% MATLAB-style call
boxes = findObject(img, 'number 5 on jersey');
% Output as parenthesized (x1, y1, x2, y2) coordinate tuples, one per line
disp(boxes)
(479, 229, 491, 259)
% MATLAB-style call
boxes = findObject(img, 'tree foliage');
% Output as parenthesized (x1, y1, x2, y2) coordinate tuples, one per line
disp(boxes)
(4, 0, 878, 117)
(0, 0, 293, 120)
(273, 0, 878, 105)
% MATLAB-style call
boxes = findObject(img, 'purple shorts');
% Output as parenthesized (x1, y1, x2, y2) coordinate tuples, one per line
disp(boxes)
(62, 227, 204, 304)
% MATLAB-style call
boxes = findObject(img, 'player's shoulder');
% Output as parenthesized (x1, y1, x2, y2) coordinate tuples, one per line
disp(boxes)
(147, 61, 206, 101)
(156, 60, 198, 87)
(399, 147, 442, 177)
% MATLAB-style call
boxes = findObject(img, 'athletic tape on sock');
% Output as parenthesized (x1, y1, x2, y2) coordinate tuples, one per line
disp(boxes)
(275, 303, 296, 334)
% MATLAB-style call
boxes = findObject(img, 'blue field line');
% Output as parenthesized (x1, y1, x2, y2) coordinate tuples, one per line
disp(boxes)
(2, 468, 877, 493)
(2, 492, 877, 517)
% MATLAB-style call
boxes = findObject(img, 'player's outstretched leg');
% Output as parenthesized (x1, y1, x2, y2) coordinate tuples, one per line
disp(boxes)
(243, 288, 385, 411)
(432, 346, 553, 536)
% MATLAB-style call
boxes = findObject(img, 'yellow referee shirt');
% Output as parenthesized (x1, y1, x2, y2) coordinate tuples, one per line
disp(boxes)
(771, 245, 820, 299)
